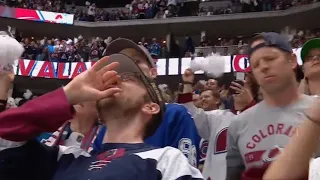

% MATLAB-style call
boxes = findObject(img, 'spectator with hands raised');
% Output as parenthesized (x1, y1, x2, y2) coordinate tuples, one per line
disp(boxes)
(177, 69, 256, 180)
(229, 80, 255, 114)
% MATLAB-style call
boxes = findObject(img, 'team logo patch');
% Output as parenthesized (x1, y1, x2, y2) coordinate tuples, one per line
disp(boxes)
(244, 145, 284, 165)
(88, 148, 126, 171)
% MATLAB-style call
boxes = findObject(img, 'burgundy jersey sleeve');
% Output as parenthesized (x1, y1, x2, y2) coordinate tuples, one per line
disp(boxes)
(0, 88, 74, 142)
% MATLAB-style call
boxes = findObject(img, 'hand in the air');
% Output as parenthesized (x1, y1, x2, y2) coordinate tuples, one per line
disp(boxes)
(182, 69, 195, 83)
(64, 56, 122, 105)
(230, 80, 253, 104)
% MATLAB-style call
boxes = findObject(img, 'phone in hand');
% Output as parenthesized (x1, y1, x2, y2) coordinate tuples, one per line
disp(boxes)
(235, 72, 245, 87)
(236, 72, 245, 81)
(229, 72, 245, 94)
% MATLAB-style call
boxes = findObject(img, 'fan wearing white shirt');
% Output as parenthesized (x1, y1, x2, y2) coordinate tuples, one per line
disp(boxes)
(178, 69, 256, 180)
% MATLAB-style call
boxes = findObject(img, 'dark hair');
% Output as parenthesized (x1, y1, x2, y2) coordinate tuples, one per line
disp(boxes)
(143, 94, 162, 139)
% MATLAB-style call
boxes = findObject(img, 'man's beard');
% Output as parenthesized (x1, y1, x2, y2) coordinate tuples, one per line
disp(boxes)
(97, 95, 144, 123)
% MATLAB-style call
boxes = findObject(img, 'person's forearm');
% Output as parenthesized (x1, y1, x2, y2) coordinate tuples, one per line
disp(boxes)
(0, 88, 74, 142)
(183, 84, 193, 94)
(63, 85, 80, 105)
(263, 119, 320, 179)
(177, 93, 211, 140)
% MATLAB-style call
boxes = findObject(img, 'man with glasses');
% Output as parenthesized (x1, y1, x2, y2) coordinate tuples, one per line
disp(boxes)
(94, 38, 201, 167)
(300, 38, 320, 95)
(0, 56, 203, 180)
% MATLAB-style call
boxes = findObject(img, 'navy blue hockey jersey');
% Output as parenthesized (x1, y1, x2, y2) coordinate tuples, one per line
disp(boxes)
(94, 103, 201, 167)
(0, 140, 203, 180)
(0, 89, 203, 180)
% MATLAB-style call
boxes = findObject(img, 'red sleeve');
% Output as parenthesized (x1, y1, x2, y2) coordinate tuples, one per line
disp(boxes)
(177, 93, 193, 103)
(0, 88, 75, 142)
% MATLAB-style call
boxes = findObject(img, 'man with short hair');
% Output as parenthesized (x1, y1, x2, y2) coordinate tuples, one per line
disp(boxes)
(300, 38, 320, 95)
(178, 69, 255, 180)
(0, 56, 203, 180)
(226, 32, 316, 180)
(205, 79, 219, 92)
(200, 89, 221, 111)
(94, 38, 201, 167)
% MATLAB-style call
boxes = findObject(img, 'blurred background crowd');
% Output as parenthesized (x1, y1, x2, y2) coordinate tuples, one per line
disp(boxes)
(1, 0, 318, 22)
(15, 28, 320, 62)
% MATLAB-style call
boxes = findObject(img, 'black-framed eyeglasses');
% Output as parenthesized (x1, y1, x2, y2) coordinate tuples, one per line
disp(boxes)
(119, 72, 157, 104)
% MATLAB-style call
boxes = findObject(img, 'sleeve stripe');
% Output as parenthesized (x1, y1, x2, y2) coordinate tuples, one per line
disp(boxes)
(0, 137, 26, 151)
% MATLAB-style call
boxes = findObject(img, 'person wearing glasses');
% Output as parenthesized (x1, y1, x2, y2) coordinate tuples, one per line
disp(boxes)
(0, 56, 203, 180)
(299, 38, 320, 96)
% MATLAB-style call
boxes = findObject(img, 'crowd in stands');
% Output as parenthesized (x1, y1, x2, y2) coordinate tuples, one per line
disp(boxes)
(15, 27, 320, 62)
(16, 33, 164, 62)
(1, 0, 318, 22)
(197, 28, 320, 56)
(198, 0, 318, 16)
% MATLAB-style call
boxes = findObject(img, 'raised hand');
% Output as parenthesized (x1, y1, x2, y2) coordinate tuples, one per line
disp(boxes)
(183, 69, 195, 83)
(63, 56, 122, 105)
(230, 80, 253, 104)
